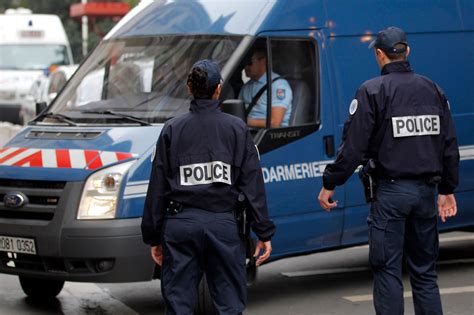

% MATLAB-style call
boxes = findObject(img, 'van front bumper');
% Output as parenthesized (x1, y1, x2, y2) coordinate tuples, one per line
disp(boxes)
(0, 181, 155, 283)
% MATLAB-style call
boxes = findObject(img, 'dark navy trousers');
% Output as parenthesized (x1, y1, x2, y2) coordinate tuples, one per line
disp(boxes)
(161, 207, 246, 315)
(368, 179, 443, 315)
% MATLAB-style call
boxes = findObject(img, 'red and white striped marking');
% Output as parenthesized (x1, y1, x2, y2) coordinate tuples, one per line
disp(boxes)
(0, 147, 136, 170)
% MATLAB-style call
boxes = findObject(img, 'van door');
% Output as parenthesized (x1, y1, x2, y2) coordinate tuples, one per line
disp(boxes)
(229, 32, 344, 256)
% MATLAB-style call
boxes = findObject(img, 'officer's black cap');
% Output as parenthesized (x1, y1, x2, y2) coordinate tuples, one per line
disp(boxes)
(369, 26, 408, 54)
(191, 59, 222, 86)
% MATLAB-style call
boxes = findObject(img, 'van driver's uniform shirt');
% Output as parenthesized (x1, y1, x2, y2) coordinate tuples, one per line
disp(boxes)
(141, 99, 276, 246)
(239, 72, 293, 127)
(323, 61, 459, 194)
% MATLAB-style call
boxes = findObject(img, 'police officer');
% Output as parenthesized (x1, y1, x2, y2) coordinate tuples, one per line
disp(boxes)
(141, 59, 275, 315)
(238, 48, 293, 128)
(318, 27, 459, 315)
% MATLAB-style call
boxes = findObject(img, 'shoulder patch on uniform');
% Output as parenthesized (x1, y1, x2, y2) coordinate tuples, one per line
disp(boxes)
(276, 88, 286, 100)
(349, 99, 358, 115)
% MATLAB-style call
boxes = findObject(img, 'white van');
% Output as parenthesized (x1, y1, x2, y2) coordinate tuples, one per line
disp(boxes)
(0, 8, 73, 124)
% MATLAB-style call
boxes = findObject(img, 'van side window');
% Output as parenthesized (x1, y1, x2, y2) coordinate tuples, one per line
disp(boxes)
(271, 39, 318, 126)
(234, 38, 318, 130)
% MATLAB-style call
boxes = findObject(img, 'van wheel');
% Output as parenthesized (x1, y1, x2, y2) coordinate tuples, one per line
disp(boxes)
(195, 275, 216, 315)
(19, 276, 64, 299)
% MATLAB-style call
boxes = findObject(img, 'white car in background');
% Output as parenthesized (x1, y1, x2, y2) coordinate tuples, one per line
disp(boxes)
(20, 64, 78, 124)
(0, 8, 74, 124)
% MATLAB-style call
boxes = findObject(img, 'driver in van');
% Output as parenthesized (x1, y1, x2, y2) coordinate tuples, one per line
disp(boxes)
(238, 48, 293, 128)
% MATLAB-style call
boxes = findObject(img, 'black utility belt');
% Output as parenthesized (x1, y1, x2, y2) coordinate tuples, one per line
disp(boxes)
(379, 175, 442, 185)
(165, 201, 233, 215)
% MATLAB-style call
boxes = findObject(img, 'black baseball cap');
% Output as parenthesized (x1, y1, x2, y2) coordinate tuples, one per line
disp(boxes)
(190, 59, 222, 86)
(369, 26, 408, 53)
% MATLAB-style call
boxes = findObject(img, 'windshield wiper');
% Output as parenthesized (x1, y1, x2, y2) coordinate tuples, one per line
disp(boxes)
(32, 112, 78, 126)
(81, 110, 152, 126)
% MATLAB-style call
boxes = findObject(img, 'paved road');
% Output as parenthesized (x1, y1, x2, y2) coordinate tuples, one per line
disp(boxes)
(1, 232, 473, 315)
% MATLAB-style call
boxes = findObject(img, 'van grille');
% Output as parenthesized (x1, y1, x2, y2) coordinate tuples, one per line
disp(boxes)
(0, 179, 66, 221)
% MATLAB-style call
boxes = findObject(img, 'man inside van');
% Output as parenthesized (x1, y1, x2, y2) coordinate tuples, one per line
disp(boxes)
(238, 48, 293, 128)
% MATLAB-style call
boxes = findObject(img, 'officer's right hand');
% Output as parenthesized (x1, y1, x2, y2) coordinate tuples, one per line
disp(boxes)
(254, 240, 272, 266)
(318, 187, 338, 211)
(438, 194, 457, 223)
(151, 245, 163, 266)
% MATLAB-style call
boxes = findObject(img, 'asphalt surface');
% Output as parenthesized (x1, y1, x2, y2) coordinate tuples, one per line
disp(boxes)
(0, 231, 473, 315)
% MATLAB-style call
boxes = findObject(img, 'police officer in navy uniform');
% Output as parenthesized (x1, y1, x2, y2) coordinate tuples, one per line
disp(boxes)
(141, 59, 275, 315)
(318, 27, 459, 315)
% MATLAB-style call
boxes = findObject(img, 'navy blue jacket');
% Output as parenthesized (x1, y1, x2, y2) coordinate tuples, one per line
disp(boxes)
(323, 61, 459, 194)
(141, 99, 275, 246)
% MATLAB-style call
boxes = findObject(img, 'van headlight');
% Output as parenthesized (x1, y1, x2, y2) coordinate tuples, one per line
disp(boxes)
(77, 160, 135, 220)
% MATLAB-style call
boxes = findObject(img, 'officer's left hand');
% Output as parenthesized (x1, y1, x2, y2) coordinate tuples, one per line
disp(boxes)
(318, 187, 338, 211)
(151, 245, 163, 266)
(254, 240, 272, 266)
(438, 194, 457, 223)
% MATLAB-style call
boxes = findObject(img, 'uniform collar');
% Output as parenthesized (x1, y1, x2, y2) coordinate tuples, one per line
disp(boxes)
(255, 71, 278, 84)
(381, 61, 413, 75)
(189, 99, 221, 113)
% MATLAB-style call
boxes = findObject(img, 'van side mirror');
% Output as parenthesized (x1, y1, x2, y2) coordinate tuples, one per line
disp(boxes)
(221, 99, 246, 122)
(35, 102, 47, 116)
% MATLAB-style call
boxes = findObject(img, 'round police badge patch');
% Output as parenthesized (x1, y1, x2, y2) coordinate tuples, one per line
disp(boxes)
(349, 99, 358, 115)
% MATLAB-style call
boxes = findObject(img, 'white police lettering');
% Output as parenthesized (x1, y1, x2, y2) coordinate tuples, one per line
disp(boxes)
(392, 115, 440, 138)
(180, 161, 232, 186)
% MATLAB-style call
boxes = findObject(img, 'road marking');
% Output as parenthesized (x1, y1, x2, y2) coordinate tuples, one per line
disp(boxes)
(281, 257, 474, 278)
(439, 234, 474, 243)
(437, 258, 474, 265)
(281, 266, 370, 278)
(352, 234, 474, 250)
(281, 234, 474, 278)
(343, 286, 474, 302)
(60, 282, 138, 315)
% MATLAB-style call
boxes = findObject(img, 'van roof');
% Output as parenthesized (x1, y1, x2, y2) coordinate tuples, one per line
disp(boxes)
(0, 14, 69, 44)
(106, 0, 465, 40)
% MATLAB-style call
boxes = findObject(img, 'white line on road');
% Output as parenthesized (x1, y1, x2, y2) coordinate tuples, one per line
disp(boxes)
(60, 282, 138, 315)
(351, 233, 474, 251)
(439, 234, 474, 243)
(281, 266, 370, 278)
(281, 234, 474, 278)
(343, 286, 474, 302)
(281, 257, 474, 278)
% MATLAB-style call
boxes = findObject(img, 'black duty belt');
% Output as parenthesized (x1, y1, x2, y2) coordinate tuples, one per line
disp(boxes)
(379, 175, 442, 185)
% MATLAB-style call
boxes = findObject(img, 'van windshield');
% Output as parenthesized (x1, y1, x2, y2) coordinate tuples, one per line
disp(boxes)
(0, 44, 70, 70)
(46, 35, 242, 125)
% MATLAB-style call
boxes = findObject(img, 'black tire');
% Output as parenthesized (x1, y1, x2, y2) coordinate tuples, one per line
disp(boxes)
(19, 276, 64, 299)
(195, 275, 217, 315)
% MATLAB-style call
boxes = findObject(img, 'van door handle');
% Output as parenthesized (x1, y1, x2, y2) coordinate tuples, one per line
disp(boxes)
(324, 136, 335, 157)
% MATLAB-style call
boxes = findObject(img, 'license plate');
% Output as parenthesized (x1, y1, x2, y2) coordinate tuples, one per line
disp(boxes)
(0, 235, 36, 255)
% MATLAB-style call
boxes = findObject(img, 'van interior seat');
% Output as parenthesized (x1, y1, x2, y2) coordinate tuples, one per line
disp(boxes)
(287, 78, 310, 126)
(274, 59, 311, 126)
